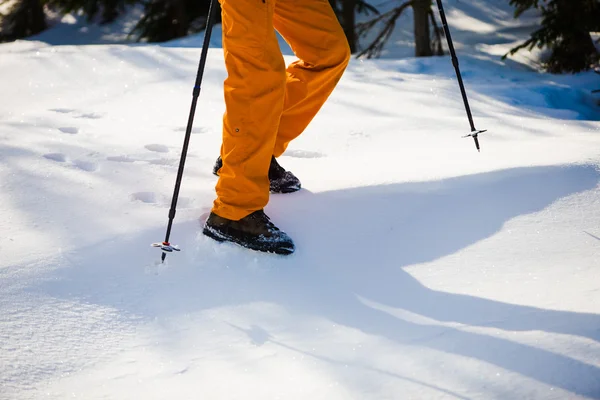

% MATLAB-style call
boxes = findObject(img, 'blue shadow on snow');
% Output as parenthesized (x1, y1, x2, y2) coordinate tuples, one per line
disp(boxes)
(37, 164, 600, 398)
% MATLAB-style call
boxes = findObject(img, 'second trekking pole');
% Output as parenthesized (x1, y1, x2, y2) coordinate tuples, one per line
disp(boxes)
(435, 0, 486, 151)
(151, 0, 219, 262)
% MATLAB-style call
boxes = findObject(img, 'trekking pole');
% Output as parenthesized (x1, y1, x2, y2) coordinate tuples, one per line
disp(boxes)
(434, 0, 486, 151)
(151, 0, 219, 262)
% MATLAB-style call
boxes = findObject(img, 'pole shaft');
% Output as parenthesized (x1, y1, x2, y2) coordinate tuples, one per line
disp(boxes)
(162, 0, 219, 251)
(435, 0, 476, 132)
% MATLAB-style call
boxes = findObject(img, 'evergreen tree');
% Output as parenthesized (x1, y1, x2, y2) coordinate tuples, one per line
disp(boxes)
(46, 0, 132, 24)
(129, 0, 220, 42)
(0, 0, 47, 42)
(129, 0, 373, 48)
(0, 0, 132, 42)
(505, 0, 600, 73)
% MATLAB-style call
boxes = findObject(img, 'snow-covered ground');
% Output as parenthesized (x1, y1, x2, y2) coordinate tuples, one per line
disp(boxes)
(1, 0, 600, 399)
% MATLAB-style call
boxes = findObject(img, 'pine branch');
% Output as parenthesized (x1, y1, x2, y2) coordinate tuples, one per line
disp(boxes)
(356, 0, 379, 16)
(356, 0, 413, 59)
(508, 0, 540, 18)
(504, 0, 600, 72)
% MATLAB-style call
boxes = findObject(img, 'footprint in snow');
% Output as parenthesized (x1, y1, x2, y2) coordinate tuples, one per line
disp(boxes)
(107, 155, 136, 163)
(283, 149, 326, 159)
(49, 108, 103, 119)
(58, 127, 79, 134)
(43, 153, 67, 162)
(49, 108, 76, 114)
(145, 144, 169, 153)
(130, 192, 192, 208)
(44, 152, 98, 171)
(72, 160, 99, 172)
(148, 158, 177, 166)
(131, 192, 158, 204)
(76, 113, 103, 119)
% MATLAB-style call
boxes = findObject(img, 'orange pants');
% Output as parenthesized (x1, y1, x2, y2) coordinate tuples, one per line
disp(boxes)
(212, 0, 350, 221)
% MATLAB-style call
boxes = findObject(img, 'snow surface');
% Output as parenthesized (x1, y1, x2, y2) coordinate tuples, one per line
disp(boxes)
(1, 0, 600, 399)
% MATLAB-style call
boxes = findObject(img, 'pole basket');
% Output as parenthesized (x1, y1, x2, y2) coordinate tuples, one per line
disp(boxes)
(151, 242, 181, 253)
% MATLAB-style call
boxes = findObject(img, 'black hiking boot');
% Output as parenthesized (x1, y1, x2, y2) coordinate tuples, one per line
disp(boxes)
(213, 155, 301, 194)
(203, 210, 295, 255)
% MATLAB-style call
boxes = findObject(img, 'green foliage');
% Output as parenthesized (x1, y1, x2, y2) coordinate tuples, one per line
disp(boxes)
(46, 0, 132, 24)
(0, 0, 47, 41)
(511, 0, 539, 17)
(0, 0, 132, 42)
(129, 0, 220, 43)
(505, 0, 600, 73)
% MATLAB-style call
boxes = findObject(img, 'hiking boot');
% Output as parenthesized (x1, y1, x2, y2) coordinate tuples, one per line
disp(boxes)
(213, 155, 301, 194)
(203, 210, 295, 255)
(268, 156, 302, 193)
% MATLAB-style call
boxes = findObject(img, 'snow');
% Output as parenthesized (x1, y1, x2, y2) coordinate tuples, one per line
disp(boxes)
(1, 0, 600, 399)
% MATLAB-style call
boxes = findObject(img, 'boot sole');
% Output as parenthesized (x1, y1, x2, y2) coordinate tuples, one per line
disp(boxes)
(203, 225, 295, 256)
(272, 184, 301, 194)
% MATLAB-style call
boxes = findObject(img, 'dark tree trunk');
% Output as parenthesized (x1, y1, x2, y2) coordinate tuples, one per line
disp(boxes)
(4, 0, 48, 40)
(171, 0, 188, 39)
(547, 30, 598, 73)
(341, 0, 357, 53)
(413, 0, 432, 57)
(29, 0, 47, 35)
(101, 0, 120, 24)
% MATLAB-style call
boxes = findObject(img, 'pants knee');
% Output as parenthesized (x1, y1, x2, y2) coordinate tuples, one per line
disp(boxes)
(327, 33, 351, 69)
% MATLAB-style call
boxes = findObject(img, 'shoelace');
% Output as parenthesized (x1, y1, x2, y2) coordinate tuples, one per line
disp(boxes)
(250, 210, 279, 231)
